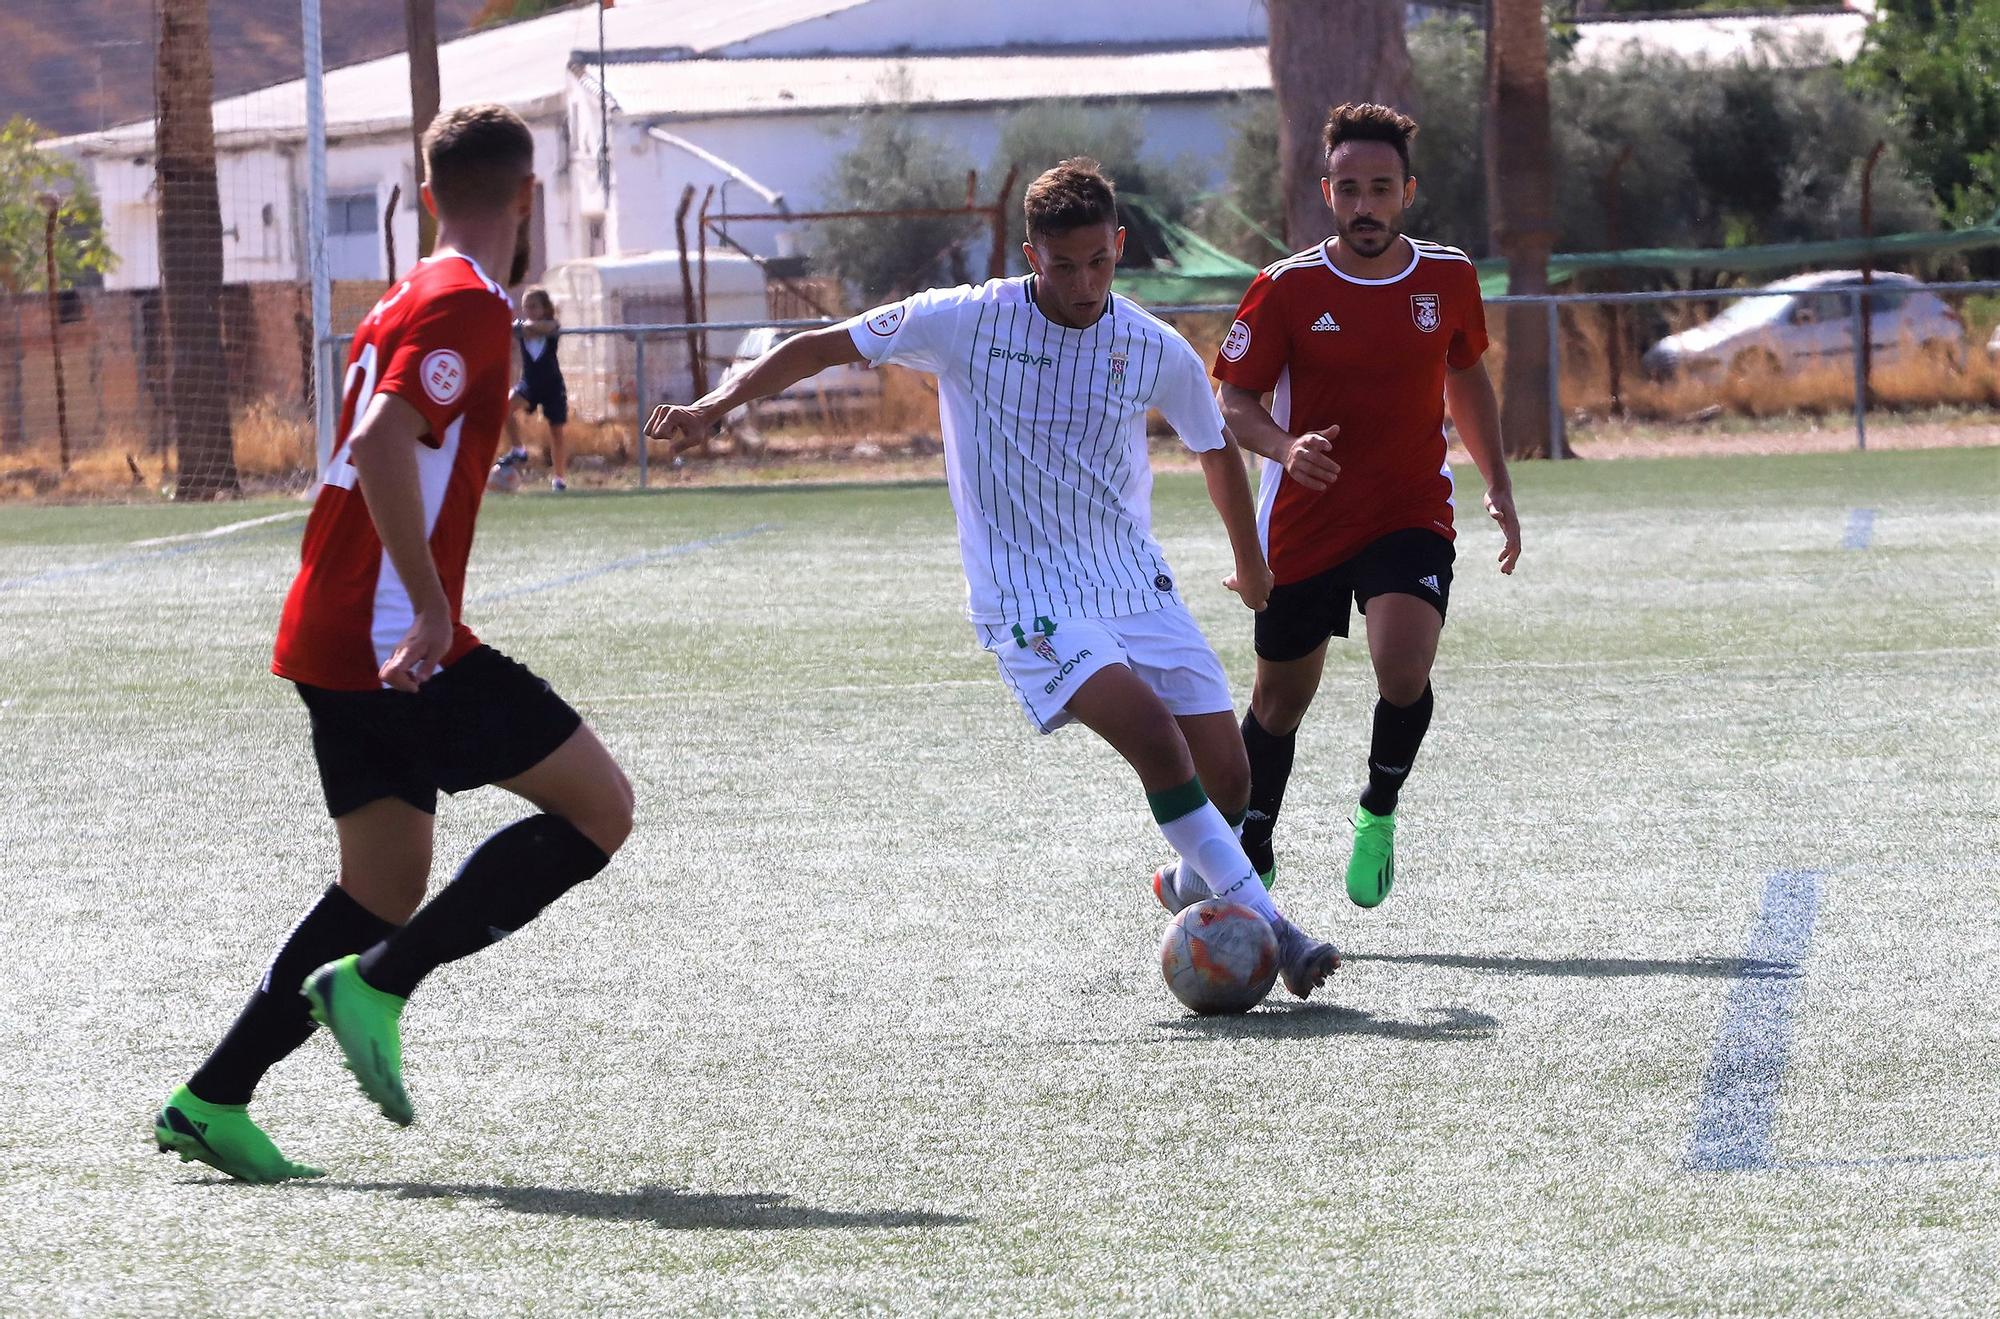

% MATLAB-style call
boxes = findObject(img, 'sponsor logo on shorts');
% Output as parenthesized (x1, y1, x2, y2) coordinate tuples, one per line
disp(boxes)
(1411, 294, 1442, 333)
(420, 349, 466, 404)
(1220, 319, 1252, 361)
(1043, 648, 1094, 695)
(1418, 574, 1441, 595)
(865, 304, 905, 336)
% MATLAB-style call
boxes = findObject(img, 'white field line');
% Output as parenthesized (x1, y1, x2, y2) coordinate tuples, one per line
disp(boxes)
(128, 509, 307, 548)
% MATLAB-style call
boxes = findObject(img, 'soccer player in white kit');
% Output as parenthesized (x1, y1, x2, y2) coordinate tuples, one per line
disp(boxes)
(646, 159, 1339, 997)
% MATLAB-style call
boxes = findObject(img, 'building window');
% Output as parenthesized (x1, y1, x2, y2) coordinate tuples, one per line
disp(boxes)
(328, 192, 378, 237)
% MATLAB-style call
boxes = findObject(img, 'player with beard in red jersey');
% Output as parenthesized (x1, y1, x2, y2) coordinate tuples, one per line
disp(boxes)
(153, 105, 633, 1182)
(1174, 103, 1521, 915)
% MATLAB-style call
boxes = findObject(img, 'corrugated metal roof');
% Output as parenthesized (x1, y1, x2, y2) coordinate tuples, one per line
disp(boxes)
(603, 44, 1270, 119)
(52, 0, 869, 154)
(1571, 11, 1869, 68)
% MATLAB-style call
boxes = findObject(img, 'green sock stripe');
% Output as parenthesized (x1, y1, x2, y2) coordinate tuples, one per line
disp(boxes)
(1147, 777, 1209, 825)
(1223, 808, 1245, 829)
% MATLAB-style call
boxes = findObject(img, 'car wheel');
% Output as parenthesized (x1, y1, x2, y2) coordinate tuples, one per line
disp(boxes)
(1921, 339, 1966, 374)
(1728, 348, 1781, 380)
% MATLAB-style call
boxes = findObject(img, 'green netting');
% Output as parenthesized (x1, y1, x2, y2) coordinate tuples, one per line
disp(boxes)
(1111, 193, 2000, 306)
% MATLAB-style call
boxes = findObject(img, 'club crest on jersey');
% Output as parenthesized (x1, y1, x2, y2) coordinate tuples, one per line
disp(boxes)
(865, 304, 905, 337)
(420, 349, 466, 404)
(1109, 351, 1128, 381)
(1411, 294, 1442, 333)
(1220, 319, 1252, 362)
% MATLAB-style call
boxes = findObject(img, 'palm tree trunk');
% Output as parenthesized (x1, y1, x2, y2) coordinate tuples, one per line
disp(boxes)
(156, 0, 238, 498)
(1267, 0, 1415, 250)
(1485, 0, 1556, 459)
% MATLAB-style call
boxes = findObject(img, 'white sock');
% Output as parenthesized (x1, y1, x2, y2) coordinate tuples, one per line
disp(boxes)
(1158, 801, 1280, 924)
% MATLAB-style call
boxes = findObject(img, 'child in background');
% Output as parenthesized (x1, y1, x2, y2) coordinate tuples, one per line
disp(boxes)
(497, 287, 569, 491)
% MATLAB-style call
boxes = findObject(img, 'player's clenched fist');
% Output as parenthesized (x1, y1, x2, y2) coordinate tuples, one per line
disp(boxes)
(643, 403, 720, 454)
(1284, 428, 1341, 491)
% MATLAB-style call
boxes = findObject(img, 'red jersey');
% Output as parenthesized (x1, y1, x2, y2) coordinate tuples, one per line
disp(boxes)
(1214, 238, 1488, 585)
(273, 254, 514, 691)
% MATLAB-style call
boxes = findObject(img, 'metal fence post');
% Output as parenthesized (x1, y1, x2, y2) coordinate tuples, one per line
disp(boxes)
(1546, 299, 1567, 460)
(1849, 288, 1867, 452)
(634, 331, 649, 488)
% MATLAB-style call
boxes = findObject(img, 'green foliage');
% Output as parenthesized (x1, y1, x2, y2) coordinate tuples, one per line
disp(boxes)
(0, 117, 111, 293)
(1851, 0, 2000, 226)
(1195, 98, 1286, 264)
(811, 85, 982, 303)
(988, 100, 1205, 262)
(1201, 20, 1940, 272)
(473, 0, 571, 27)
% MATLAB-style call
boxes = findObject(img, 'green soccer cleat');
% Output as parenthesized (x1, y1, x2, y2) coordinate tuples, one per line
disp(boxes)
(1345, 805, 1397, 908)
(153, 1084, 325, 1183)
(303, 955, 414, 1127)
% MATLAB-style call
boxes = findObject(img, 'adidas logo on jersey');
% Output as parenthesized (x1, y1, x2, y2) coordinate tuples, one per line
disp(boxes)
(1310, 312, 1342, 332)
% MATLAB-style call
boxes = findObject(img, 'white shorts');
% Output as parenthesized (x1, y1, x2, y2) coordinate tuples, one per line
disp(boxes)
(975, 603, 1236, 735)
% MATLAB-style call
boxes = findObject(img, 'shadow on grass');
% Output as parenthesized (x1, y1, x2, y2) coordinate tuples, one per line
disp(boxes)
(1345, 952, 1799, 980)
(322, 1182, 974, 1230)
(1155, 1002, 1498, 1042)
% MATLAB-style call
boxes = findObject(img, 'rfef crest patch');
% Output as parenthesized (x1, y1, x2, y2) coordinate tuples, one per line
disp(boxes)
(865, 304, 906, 337)
(419, 349, 466, 405)
(1411, 294, 1441, 333)
(1220, 319, 1252, 361)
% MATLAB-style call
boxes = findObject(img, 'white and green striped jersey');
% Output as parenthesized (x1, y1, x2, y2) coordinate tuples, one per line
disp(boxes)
(846, 276, 1228, 626)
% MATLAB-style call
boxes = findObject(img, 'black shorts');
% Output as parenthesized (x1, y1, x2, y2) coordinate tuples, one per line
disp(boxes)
(512, 384, 569, 426)
(1255, 528, 1455, 663)
(295, 645, 582, 818)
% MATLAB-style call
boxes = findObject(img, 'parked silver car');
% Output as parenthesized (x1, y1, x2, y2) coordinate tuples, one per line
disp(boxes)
(719, 325, 882, 426)
(1641, 271, 1965, 379)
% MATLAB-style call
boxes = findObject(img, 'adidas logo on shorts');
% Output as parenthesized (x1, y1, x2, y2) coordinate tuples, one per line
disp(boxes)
(1418, 574, 1441, 594)
(1311, 312, 1342, 332)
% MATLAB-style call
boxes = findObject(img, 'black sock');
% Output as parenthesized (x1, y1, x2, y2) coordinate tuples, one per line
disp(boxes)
(1240, 710, 1297, 874)
(1359, 684, 1434, 816)
(356, 814, 611, 999)
(187, 885, 396, 1105)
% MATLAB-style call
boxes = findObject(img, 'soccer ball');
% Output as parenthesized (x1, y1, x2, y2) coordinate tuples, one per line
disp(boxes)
(487, 460, 524, 493)
(1159, 899, 1280, 1016)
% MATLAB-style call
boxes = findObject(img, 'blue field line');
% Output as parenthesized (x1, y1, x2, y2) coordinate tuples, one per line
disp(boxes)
(1685, 868, 1825, 1173)
(1842, 508, 1877, 550)
(0, 521, 299, 594)
(469, 523, 779, 606)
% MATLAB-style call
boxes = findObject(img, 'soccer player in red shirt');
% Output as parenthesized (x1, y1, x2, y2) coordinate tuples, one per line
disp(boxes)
(1201, 103, 1522, 910)
(153, 106, 633, 1182)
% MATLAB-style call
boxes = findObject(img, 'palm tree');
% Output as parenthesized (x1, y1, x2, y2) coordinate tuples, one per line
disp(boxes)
(1266, 0, 1414, 250)
(1485, 0, 1556, 458)
(156, 0, 238, 497)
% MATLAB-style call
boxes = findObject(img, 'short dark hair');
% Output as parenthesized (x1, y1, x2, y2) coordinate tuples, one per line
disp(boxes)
(422, 103, 534, 216)
(1024, 158, 1117, 241)
(1323, 102, 1419, 178)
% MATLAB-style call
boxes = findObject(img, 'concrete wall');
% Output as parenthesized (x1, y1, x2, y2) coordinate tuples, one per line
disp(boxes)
(597, 97, 1247, 261)
(88, 121, 577, 293)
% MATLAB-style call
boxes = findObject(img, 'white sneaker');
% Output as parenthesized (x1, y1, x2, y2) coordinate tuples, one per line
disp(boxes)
(550, 476, 568, 492)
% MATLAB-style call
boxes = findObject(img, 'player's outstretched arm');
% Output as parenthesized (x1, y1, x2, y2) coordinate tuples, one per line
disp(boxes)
(644, 325, 867, 456)
(346, 392, 454, 691)
(1217, 382, 1340, 491)
(1444, 360, 1521, 575)
(1198, 439, 1273, 612)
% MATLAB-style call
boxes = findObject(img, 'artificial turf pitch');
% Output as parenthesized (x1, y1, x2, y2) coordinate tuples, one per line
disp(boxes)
(2, 448, 1995, 1314)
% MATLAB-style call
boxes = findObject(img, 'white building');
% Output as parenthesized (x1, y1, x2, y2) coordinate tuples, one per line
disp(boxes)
(50, 0, 1873, 295)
